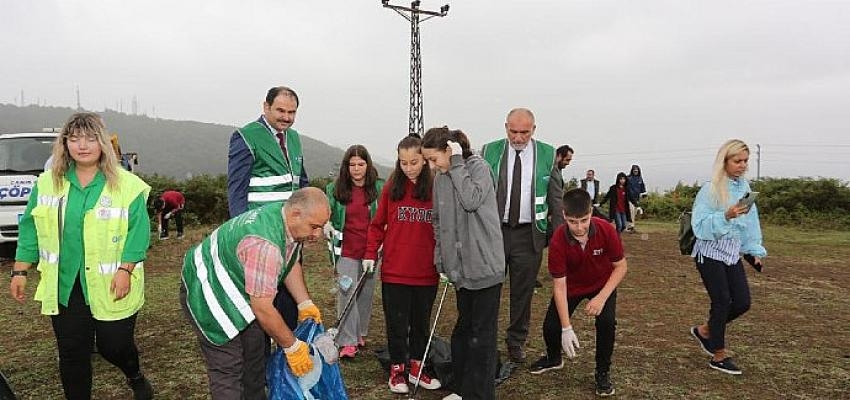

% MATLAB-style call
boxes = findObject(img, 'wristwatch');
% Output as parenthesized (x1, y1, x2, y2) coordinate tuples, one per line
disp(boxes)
(10, 270, 27, 278)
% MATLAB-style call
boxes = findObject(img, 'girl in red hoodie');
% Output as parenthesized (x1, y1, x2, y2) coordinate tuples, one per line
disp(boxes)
(364, 135, 441, 394)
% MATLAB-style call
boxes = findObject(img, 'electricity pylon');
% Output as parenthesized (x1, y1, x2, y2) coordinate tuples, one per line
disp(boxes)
(382, 0, 449, 138)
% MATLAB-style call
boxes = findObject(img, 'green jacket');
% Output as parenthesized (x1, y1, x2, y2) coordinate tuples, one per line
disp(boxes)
(26, 168, 150, 320)
(238, 121, 304, 209)
(481, 138, 556, 234)
(324, 179, 384, 265)
(181, 202, 301, 345)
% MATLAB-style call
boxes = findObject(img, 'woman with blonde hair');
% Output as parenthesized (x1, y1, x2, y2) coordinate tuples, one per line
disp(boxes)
(9, 112, 154, 399)
(689, 139, 766, 375)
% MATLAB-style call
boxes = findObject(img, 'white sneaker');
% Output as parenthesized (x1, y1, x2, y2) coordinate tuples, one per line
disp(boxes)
(442, 394, 462, 400)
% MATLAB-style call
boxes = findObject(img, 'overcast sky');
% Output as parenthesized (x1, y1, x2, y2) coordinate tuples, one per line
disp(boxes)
(2, 0, 848, 190)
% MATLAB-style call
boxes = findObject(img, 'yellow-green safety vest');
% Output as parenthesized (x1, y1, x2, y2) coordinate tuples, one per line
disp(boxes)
(30, 169, 150, 320)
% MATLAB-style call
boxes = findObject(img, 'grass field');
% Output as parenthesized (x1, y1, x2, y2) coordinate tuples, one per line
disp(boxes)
(2, 221, 848, 399)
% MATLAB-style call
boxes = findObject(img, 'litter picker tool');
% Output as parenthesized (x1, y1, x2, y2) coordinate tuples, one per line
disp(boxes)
(409, 280, 450, 399)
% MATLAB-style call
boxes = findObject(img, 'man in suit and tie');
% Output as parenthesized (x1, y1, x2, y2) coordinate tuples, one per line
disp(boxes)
(481, 108, 564, 363)
(226, 87, 311, 391)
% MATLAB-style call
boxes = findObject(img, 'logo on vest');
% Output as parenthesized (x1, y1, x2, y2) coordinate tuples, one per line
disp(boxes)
(112, 235, 122, 243)
(100, 196, 112, 207)
(97, 207, 112, 220)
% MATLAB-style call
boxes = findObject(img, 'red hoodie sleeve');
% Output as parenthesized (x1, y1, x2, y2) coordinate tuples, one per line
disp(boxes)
(365, 183, 390, 260)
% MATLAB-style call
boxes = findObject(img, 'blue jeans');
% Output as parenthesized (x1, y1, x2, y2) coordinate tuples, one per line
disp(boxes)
(613, 212, 627, 233)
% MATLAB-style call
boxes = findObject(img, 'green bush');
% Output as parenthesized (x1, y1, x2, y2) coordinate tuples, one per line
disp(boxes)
(139, 173, 228, 227)
(640, 178, 850, 230)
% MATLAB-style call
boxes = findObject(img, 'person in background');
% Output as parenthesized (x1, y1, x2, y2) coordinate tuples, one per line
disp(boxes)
(555, 145, 573, 172)
(10, 112, 154, 400)
(480, 108, 564, 364)
(582, 169, 610, 222)
(689, 139, 766, 375)
(365, 135, 441, 395)
(226, 86, 308, 340)
(422, 127, 505, 400)
(180, 188, 330, 399)
(580, 169, 601, 204)
(154, 189, 185, 240)
(625, 164, 646, 232)
(600, 172, 637, 234)
(324, 145, 384, 359)
(529, 189, 627, 397)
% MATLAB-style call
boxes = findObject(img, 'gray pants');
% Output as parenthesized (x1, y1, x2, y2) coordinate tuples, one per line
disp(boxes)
(180, 283, 266, 400)
(335, 257, 378, 347)
(502, 224, 544, 349)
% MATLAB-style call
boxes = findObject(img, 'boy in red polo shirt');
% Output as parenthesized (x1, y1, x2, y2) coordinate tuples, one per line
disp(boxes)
(529, 188, 628, 397)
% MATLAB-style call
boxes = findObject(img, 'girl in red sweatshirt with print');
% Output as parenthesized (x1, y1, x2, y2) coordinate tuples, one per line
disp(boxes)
(364, 135, 441, 395)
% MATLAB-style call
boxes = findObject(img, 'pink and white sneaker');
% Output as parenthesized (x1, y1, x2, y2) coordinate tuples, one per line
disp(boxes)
(339, 345, 358, 359)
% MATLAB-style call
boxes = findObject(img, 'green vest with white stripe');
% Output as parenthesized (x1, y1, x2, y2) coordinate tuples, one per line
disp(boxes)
(31, 169, 150, 320)
(482, 138, 555, 234)
(181, 202, 300, 345)
(238, 121, 304, 208)
(324, 179, 384, 265)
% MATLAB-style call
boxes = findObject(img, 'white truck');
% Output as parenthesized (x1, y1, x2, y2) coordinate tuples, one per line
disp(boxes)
(0, 131, 57, 244)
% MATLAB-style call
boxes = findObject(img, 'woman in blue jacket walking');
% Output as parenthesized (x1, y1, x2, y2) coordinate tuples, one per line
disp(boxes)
(689, 139, 767, 375)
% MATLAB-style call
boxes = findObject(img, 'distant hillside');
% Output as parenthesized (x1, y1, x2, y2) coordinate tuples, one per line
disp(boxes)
(0, 104, 389, 179)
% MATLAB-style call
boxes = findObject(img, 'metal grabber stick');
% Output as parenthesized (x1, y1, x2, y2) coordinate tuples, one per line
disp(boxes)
(410, 280, 450, 399)
(313, 269, 370, 365)
(334, 269, 369, 330)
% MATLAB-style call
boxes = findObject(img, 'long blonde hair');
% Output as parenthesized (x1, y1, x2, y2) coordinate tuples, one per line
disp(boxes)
(710, 139, 750, 207)
(51, 113, 121, 190)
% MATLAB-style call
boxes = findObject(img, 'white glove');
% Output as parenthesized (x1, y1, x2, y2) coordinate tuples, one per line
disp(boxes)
(446, 140, 462, 157)
(323, 222, 334, 241)
(362, 259, 376, 274)
(561, 326, 581, 358)
(313, 331, 340, 364)
(164, 212, 173, 219)
(439, 272, 450, 284)
(636, 207, 644, 215)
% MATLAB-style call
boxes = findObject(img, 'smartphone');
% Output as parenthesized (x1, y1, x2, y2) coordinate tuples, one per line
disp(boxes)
(737, 191, 759, 209)
(743, 254, 763, 272)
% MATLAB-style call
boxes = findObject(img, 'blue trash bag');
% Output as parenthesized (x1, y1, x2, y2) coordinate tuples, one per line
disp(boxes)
(267, 319, 348, 400)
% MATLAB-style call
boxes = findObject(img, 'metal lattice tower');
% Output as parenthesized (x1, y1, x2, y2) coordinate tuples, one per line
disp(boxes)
(382, 1, 449, 137)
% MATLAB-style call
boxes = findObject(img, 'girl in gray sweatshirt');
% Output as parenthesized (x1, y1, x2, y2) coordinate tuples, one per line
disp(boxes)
(422, 127, 505, 400)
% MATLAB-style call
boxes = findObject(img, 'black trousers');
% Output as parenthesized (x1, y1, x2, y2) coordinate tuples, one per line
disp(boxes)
(273, 285, 298, 330)
(501, 224, 544, 349)
(696, 257, 751, 351)
(50, 277, 142, 400)
(160, 207, 183, 236)
(542, 290, 617, 374)
(381, 283, 437, 365)
(451, 283, 501, 400)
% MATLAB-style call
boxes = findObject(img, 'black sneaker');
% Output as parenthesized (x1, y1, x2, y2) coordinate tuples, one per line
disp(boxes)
(709, 357, 742, 375)
(528, 356, 563, 375)
(128, 373, 154, 400)
(690, 326, 714, 356)
(595, 371, 615, 397)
